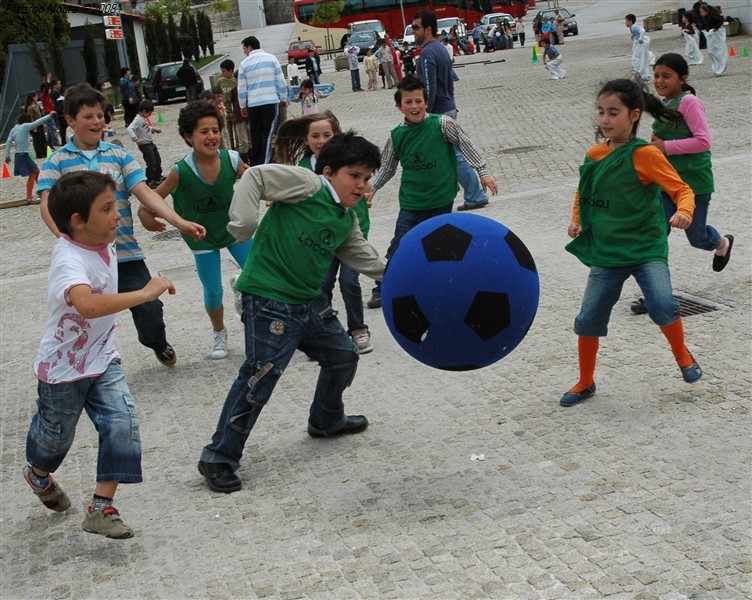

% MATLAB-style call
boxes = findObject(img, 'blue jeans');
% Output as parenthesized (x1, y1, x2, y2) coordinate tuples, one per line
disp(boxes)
(350, 69, 362, 91)
(574, 262, 681, 337)
(661, 192, 720, 251)
(193, 240, 253, 311)
(26, 360, 142, 482)
(373, 202, 453, 296)
(321, 258, 367, 333)
(444, 109, 487, 207)
(118, 259, 169, 352)
(200, 294, 359, 470)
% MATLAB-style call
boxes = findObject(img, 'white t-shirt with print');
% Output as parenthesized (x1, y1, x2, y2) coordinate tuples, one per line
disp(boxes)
(35, 236, 120, 384)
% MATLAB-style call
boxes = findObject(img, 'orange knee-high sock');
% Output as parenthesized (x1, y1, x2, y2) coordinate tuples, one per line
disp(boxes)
(26, 172, 38, 199)
(572, 335, 599, 392)
(660, 319, 694, 368)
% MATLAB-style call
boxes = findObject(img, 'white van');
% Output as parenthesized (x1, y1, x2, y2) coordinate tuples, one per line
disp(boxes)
(349, 20, 386, 38)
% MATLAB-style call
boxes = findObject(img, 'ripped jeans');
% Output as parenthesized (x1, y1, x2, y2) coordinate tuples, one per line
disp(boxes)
(200, 294, 359, 470)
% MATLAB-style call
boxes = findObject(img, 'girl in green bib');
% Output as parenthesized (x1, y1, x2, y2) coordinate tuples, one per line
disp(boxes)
(156, 101, 251, 360)
(562, 79, 701, 408)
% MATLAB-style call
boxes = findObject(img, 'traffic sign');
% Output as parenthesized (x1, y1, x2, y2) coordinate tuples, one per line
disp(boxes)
(105, 28, 124, 40)
(103, 16, 122, 27)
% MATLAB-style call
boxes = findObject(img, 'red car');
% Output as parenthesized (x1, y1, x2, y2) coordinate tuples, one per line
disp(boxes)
(288, 40, 317, 65)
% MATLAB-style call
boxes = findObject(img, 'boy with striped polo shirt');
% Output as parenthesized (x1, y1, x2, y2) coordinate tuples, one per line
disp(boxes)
(368, 76, 498, 305)
(38, 83, 206, 367)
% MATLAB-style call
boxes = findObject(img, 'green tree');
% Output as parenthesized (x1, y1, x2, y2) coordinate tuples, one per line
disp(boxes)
(311, 0, 344, 52)
(0, 0, 71, 86)
(144, 18, 158, 67)
(82, 23, 99, 87)
(144, 0, 192, 21)
(104, 33, 121, 103)
(189, 14, 200, 61)
(178, 13, 192, 60)
(205, 16, 215, 55)
(212, 0, 229, 37)
(168, 14, 182, 61)
(125, 21, 141, 75)
(154, 15, 170, 63)
(197, 12, 209, 56)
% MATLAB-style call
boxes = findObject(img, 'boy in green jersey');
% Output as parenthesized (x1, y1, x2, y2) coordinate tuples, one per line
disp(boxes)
(198, 132, 385, 493)
(366, 75, 498, 308)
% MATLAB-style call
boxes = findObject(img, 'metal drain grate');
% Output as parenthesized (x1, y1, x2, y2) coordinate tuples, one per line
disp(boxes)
(152, 229, 183, 241)
(674, 293, 720, 317)
(498, 145, 544, 155)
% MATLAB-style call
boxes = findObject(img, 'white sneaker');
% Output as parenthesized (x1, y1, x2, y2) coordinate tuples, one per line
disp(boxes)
(229, 276, 243, 317)
(351, 329, 373, 354)
(209, 329, 228, 359)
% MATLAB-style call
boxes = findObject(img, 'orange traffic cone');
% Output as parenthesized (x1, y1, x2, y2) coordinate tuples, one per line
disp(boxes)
(2, 163, 11, 178)
(729, 46, 736, 57)
(147, 117, 153, 126)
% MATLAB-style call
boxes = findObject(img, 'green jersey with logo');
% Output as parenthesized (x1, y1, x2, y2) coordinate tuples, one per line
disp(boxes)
(235, 183, 357, 304)
(171, 150, 237, 251)
(566, 139, 668, 267)
(652, 92, 714, 195)
(390, 113, 458, 210)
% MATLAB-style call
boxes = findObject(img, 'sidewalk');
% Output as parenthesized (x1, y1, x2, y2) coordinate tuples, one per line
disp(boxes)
(1, 10, 750, 598)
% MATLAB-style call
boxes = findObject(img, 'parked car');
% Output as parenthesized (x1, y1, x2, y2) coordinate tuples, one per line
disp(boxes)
(436, 17, 468, 41)
(143, 61, 204, 105)
(349, 19, 386, 38)
(480, 12, 518, 42)
(401, 25, 416, 48)
(345, 30, 382, 60)
(535, 8, 579, 36)
(287, 39, 317, 65)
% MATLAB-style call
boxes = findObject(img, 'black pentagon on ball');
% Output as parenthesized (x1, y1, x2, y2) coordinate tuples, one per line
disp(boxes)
(421, 223, 473, 262)
(464, 291, 510, 341)
(392, 295, 431, 344)
(504, 230, 537, 273)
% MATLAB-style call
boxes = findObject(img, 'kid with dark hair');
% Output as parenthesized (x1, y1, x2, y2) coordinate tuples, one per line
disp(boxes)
(153, 100, 249, 360)
(25, 171, 176, 539)
(197, 131, 384, 494)
(38, 82, 206, 368)
(367, 76, 497, 308)
(561, 78, 700, 408)
(127, 99, 164, 188)
(4, 110, 55, 204)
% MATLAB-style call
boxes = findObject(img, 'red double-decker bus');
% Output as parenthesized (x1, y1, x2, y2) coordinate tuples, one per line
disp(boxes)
(294, 0, 532, 51)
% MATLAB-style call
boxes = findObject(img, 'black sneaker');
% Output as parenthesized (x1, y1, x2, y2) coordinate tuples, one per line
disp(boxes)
(366, 294, 381, 309)
(630, 298, 648, 314)
(198, 461, 242, 493)
(712, 234, 734, 272)
(154, 343, 177, 366)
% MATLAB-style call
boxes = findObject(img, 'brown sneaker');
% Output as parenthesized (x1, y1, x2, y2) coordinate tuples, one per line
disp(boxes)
(83, 505, 134, 539)
(23, 465, 71, 512)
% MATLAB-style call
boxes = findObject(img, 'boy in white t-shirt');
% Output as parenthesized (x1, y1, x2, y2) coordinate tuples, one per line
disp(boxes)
(24, 171, 176, 539)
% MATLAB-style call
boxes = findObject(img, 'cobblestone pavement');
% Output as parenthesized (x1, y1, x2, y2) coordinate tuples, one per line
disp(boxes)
(1, 3, 751, 598)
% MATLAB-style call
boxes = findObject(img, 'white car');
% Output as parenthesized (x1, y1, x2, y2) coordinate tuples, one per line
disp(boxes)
(349, 19, 386, 38)
(479, 12, 518, 42)
(436, 17, 468, 41)
(401, 25, 416, 48)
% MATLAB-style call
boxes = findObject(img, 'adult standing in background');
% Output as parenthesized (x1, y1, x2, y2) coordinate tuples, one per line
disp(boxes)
(238, 36, 288, 166)
(177, 60, 198, 103)
(119, 67, 139, 126)
(554, 9, 565, 44)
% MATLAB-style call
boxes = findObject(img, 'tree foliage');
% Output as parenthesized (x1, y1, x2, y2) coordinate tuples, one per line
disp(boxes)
(104, 32, 121, 103)
(167, 14, 182, 62)
(189, 14, 200, 61)
(0, 0, 71, 87)
(82, 23, 99, 88)
(311, 0, 344, 26)
(154, 15, 170, 63)
(197, 12, 209, 56)
(144, 0, 192, 21)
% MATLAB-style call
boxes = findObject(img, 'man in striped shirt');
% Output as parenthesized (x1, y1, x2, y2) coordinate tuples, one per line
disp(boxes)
(238, 36, 288, 166)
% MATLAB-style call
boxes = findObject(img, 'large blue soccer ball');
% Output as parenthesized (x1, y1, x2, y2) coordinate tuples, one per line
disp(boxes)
(381, 213, 539, 370)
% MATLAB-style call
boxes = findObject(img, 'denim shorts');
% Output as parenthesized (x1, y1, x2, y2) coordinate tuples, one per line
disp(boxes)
(574, 261, 681, 337)
(26, 360, 142, 483)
